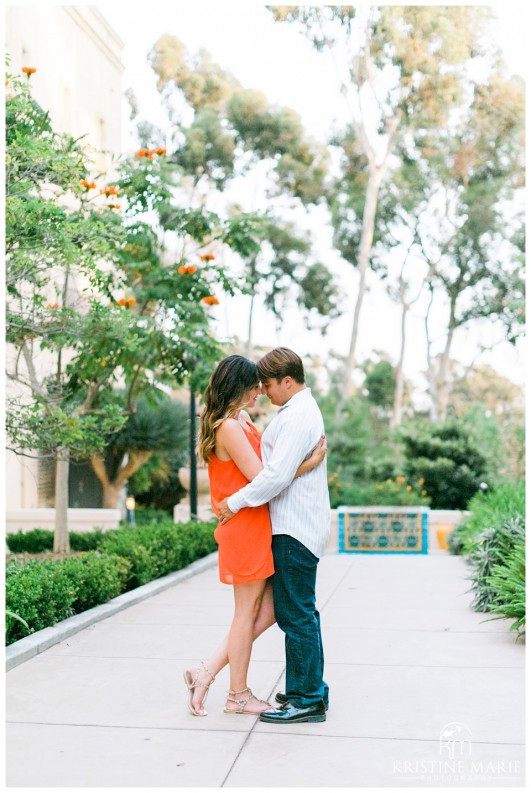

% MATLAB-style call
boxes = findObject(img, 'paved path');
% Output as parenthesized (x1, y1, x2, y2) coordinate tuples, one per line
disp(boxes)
(6, 552, 525, 787)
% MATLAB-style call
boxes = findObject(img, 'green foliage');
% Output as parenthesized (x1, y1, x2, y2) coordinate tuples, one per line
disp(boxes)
(400, 421, 487, 509)
(364, 360, 395, 408)
(129, 450, 187, 510)
(131, 507, 174, 524)
(5, 71, 129, 457)
(6, 528, 107, 554)
(5, 552, 130, 645)
(467, 516, 525, 614)
(5, 519, 217, 645)
(99, 520, 217, 589)
(6, 559, 77, 644)
(485, 539, 525, 638)
(330, 473, 430, 509)
(110, 397, 188, 454)
(448, 480, 525, 556)
(60, 553, 131, 614)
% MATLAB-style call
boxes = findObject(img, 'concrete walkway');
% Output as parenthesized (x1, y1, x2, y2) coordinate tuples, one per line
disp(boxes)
(6, 551, 525, 787)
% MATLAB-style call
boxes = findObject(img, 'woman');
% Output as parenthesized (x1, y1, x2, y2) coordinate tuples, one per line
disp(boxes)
(183, 355, 326, 716)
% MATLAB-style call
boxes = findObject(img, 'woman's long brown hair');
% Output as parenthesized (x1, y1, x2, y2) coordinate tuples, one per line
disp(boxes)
(197, 355, 259, 464)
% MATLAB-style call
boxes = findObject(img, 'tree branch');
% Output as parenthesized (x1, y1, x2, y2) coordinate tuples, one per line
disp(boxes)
(114, 450, 153, 488)
(88, 451, 110, 488)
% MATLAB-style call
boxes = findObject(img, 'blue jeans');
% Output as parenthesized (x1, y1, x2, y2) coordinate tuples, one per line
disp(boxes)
(271, 534, 329, 708)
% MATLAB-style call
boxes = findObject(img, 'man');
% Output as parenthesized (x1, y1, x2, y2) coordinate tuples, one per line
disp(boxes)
(218, 347, 330, 724)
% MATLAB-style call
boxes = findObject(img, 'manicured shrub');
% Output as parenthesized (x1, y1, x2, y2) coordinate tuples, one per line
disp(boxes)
(6, 529, 55, 553)
(100, 519, 217, 589)
(6, 528, 108, 554)
(60, 552, 131, 613)
(5, 519, 217, 646)
(70, 530, 108, 551)
(5, 559, 77, 645)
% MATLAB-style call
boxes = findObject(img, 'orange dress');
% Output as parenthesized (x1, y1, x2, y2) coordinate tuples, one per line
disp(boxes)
(208, 421, 274, 585)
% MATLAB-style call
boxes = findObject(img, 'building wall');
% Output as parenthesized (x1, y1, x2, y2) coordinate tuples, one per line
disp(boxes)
(5, 6, 124, 515)
(6, 5, 123, 171)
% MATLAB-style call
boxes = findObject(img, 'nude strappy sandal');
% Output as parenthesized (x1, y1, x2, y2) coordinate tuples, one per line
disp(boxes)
(223, 687, 271, 715)
(183, 661, 216, 716)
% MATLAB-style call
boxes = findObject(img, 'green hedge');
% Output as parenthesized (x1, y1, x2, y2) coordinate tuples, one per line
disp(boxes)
(5, 519, 217, 646)
(6, 528, 108, 554)
(5, 552, 130, 645)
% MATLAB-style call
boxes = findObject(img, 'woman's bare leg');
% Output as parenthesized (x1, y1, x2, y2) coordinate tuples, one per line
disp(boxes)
(189, 579, 275, 713)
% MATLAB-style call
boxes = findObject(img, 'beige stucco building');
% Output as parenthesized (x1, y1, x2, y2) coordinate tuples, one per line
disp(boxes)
(5, 6, 124, 531)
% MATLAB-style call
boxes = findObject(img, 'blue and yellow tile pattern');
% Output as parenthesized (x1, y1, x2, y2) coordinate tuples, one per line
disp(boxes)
(338, 507, 429, 554)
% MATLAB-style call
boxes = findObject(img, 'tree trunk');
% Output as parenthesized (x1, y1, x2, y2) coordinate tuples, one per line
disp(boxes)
(101, 483, 123, 509)
(89, 449, 153, 510)
(245, 291, 255, 358)
(391, 302, 408, 429)
(53, 446, 70, 554)
(339, 168, 382, 407)
(436, 322, 457, 422)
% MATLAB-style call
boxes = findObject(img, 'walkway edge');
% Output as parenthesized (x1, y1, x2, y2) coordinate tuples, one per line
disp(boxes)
(5, 551, 219, 672)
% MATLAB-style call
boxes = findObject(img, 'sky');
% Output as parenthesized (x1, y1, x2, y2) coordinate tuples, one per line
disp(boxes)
(93, 1, 526, 393)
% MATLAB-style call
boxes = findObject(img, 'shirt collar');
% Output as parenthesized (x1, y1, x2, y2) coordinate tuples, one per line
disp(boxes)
(278, 386, 311, 413)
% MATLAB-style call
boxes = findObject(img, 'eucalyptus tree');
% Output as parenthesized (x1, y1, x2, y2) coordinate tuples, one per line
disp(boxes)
(269, 5, 499, 406)
(410, 74, 524, 420)
(140, 34, 338, 347)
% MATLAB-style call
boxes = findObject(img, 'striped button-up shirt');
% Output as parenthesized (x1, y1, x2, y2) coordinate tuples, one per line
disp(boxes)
(227, 387, 330, 558)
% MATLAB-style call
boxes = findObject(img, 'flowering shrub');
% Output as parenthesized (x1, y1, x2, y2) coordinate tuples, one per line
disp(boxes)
(329, 474, 430, 508)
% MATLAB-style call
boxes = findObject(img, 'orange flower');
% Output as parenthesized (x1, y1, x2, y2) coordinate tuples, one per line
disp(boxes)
(100, 185, 119, 196)
(107, 203, 121, 210)
(6, 93, 14, 100)
(118, 298, 127, 306)
(200, 253, 215, 261)
(79, 179, 96, 190)
(127, 297, 136, 306)
(155, 147, 167, 155)
(47, 302, 59, 309)
(178, 265, 187, 274)
(136, 148, 148, 158)
(22, 66, 36, 76)
(201, 296, 219, 306)
(178, 265, 197, 275)
(186, 265, 197, 274)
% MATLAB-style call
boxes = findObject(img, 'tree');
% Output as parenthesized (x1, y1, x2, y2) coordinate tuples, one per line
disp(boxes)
(5, 69, 131, 552)
(270, 5, 503, 406)
(5, 69, 262, 552)
(241, 217, 340, 351)
(89, 396, 188, 509)
(415, 75, 525, 420)
(143, 34, 338, 349)
(400, 421, 487, 510)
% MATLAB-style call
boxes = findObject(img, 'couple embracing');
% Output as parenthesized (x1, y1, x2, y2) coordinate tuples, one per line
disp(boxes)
(184, 347, 331, 724)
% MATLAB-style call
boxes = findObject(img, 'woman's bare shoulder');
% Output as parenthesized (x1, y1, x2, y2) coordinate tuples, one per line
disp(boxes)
(217, 417, 242, 439)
